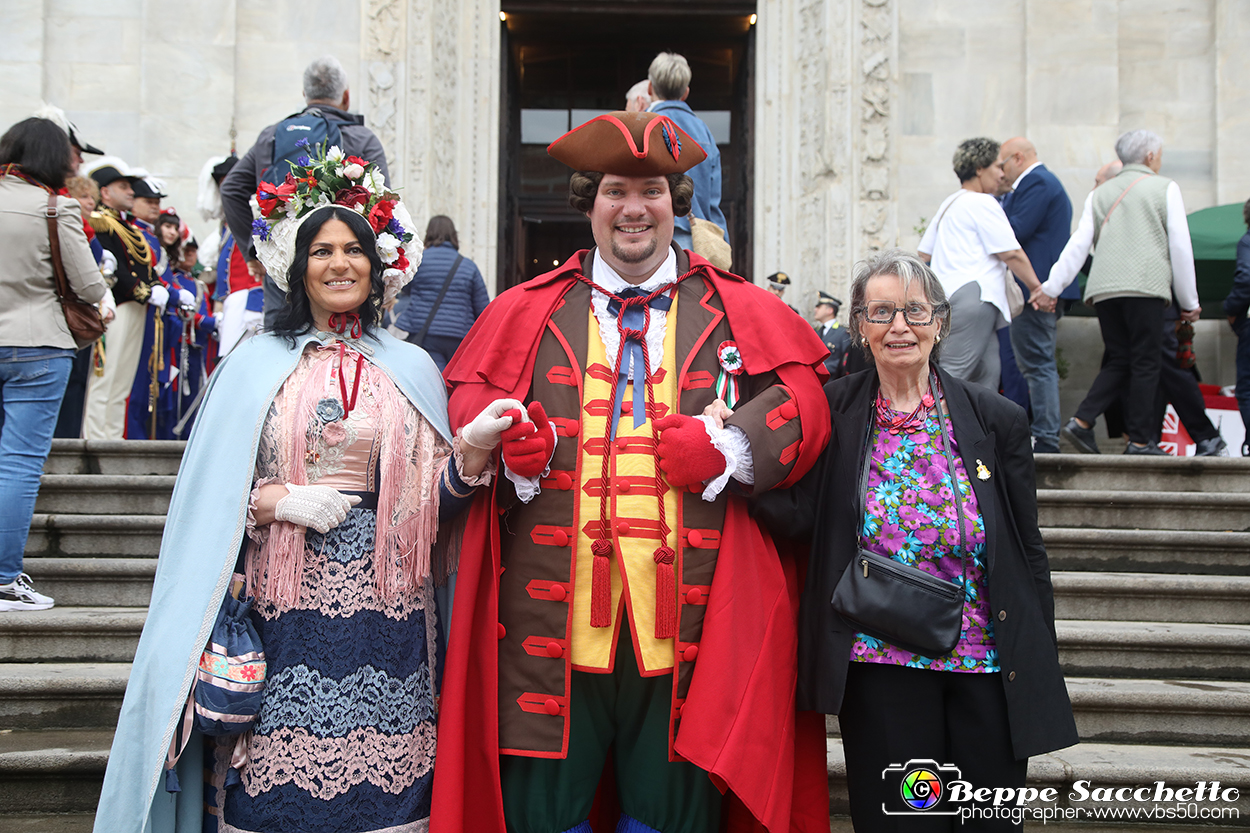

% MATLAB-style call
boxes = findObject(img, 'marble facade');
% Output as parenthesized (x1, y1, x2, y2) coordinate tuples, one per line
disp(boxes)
(1, 0, 1243, 388)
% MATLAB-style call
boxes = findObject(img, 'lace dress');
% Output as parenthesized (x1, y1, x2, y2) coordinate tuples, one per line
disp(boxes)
(209, 342, 469, 833)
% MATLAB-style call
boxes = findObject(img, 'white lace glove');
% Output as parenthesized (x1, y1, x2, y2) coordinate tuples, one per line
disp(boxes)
(178, 288, 196, 307)
(274, 483, 362, 533)
(147, 284, 170, 308)
(461, 398, 527, 451)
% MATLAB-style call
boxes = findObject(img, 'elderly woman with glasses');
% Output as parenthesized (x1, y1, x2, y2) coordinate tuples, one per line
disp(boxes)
(754, 249, 1077, 831)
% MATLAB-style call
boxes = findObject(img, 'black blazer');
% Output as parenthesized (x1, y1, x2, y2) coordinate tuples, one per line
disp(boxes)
(755, 366, 1078, 760)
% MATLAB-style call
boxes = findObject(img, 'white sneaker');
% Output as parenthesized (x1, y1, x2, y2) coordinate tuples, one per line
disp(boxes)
(0, 573, 54, 611)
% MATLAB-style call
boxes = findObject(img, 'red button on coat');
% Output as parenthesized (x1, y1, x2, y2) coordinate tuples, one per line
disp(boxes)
(617, 521, 630, 535)
(682, 645, 699, 662)
(685, 588, 703, 605)
(555, 472, 573, 490)
(618, 481, 632, 494)
(780, 401, 799, 421)
(544, 698, 561, 715)
(617, 438, 629, 451)
(550, 584, 567, 602)
(497, 623, 506, 640)
(553, 529, 569, 547)
(546, 641, 563, 658)
(687, 530, 704, 548)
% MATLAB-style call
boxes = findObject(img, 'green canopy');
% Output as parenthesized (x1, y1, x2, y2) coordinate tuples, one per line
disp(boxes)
(1189, 203, 1246, 311)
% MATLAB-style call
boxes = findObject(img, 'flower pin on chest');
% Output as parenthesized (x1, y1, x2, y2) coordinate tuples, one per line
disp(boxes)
(975, 459, 991, 481)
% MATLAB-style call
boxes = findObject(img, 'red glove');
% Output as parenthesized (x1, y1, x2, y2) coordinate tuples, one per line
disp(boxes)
(526, 401, 556, 468)
(501, 403, 554, 478)
(654, 414, 727, 488)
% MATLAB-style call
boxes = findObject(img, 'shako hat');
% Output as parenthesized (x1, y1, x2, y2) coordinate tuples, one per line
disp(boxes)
(132, 176, 167, 200)
(816, 290, 842, 308)
(766, 271, 791, 289)
(547, 111, 706, 176)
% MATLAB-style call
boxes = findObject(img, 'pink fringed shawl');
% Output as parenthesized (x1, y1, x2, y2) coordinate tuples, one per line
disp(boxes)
(246, 345, 447, 610)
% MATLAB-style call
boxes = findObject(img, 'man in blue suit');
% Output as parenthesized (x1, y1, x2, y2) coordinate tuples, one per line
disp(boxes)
(999, 138, 1074, 453)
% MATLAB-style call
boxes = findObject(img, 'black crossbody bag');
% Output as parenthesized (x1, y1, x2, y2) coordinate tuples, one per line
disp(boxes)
(830, 371, 969, 657)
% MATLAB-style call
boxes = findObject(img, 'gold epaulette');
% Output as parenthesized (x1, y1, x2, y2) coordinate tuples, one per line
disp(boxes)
(87, 210, 112, 234)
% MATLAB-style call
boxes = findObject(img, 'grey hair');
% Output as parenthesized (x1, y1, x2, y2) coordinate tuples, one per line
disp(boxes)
(952, 137, 1000, 183)
(304, 55, 349, 104)
(648, 52, 691, 101)
(848, 249, 951, 365)
(626, 79, 652, 108)
(1115, 129, 1163, 165)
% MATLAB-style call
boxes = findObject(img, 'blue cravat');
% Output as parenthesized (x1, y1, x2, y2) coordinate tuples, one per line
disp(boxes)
(606, 288, 673, 439)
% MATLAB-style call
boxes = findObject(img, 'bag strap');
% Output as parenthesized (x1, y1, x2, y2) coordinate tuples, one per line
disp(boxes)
(45, 193, 73, 302)
(1098, 174, 1151, 233)
(413, 254, 464, 347)
(858, 370, 968, 588)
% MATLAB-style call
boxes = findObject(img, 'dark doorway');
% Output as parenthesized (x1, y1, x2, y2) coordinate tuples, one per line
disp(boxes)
(497, 1, 757, 293)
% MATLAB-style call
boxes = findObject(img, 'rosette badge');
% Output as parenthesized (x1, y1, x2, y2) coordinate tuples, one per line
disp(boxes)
(251, 140, 422, 307)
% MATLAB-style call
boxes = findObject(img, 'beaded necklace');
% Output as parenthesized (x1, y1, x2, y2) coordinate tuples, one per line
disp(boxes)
(874, 378, 940, 435)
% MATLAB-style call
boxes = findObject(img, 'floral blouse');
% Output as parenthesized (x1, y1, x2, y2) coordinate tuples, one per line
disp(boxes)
(852, 405, 999, 673)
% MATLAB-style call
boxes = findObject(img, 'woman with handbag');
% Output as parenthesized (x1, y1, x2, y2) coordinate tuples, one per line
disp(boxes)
(0, 117, 107, 611)
(755, 250, 1077, 831)
(918, 138, 1052, 392)
(95, 146, 542, 833)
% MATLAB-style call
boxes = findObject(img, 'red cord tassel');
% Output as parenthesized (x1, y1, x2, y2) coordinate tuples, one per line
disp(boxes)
(653, 546, 677, 639)
(590, 539, 614, 628)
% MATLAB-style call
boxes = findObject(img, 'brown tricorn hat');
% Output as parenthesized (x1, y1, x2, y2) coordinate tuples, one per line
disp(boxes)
(547, 111, 707, 176)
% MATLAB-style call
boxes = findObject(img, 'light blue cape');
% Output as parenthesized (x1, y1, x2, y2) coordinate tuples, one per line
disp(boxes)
(93, 331, 450, 833)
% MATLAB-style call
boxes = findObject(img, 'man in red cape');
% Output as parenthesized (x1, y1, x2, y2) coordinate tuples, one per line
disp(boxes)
(433, 111, 831, 833)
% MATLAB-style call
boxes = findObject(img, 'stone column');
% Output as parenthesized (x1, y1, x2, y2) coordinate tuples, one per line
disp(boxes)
(0, 0, 46, 119)
(1215, 0, 1250, 205)
(394, 0, 501, 292)
(852, 0, 899, 264)
(753, 0, 853, 312)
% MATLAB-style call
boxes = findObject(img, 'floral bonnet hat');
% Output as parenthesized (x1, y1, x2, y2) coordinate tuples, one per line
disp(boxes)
(250, 141, 421, 307)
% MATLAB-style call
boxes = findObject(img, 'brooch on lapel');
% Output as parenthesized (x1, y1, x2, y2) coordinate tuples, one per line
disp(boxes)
(716, 341, 744, 408)
(975, 459, 991, 481)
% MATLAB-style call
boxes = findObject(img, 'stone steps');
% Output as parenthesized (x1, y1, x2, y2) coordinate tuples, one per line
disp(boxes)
(1058, 620, 1250, 680)
(34, 475, 175, 516)
(1037, 490, 1250, 532)
(25, 514, 166, 560)
(20, 559, 155, 608)
(1043, 528, 1250, 575)
(44, 439, 185, 476)
(1052, 572, 1250, 623)
(0, 609, 145, 664)
(0, 664, 130, 731)
(1035, 454, 1250, 494)
(0, 729, 112, 815)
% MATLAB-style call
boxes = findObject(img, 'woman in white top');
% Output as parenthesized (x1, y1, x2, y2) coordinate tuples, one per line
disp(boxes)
(918, 138, 1051, 390)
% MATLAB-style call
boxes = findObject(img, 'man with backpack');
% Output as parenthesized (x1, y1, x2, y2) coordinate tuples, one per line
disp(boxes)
(220, 55, 389, 329)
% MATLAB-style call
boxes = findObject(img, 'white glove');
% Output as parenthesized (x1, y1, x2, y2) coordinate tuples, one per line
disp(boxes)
(100, 250, 117, 279)
(147, 284, 170, 308)
(178, 288, 196, 307)
(274, 483, 362, 533)
(461, 398, 527, 451)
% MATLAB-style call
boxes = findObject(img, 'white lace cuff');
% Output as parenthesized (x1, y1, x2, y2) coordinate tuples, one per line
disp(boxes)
(503, 423, 558, 504)
(451, 435, 496, 489)
(245, 477, 280, 543)
(693, 417, 754, 501)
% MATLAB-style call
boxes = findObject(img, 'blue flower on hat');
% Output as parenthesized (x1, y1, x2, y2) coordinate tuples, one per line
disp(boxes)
(251, 218, 270, 241)
(295, 138, 311, 150)
(386, 217, 405, 237)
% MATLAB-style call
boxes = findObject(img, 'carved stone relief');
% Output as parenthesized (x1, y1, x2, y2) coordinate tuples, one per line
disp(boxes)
(857, 0, 894, 255)
(364, 0, 404, 187)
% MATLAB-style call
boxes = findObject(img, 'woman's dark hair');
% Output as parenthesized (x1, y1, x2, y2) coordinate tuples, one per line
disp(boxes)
(0, 118, 73, 191)
(952, 137, 1000, 184)
(157, 212, 182, 265)
(568, 171, 694, 218)
(1243, 197, 1250, 230)
(423, 215, 458, 249)
(270, 207, 386, 345)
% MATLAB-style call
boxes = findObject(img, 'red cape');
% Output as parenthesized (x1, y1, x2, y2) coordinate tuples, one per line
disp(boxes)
(433, 252, 830, 833)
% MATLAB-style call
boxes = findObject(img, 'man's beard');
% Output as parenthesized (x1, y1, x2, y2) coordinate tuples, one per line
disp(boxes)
(610, 236, 659, 265)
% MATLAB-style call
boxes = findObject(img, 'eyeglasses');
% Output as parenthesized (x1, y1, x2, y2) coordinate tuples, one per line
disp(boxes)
(857, 300, 945, 326)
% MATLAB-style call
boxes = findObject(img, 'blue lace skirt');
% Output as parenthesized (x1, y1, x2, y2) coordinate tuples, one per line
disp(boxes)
(217, 506, 437, 833)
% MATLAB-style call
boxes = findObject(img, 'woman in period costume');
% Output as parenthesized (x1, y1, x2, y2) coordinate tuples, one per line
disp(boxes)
(95, 146, 530, 833)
